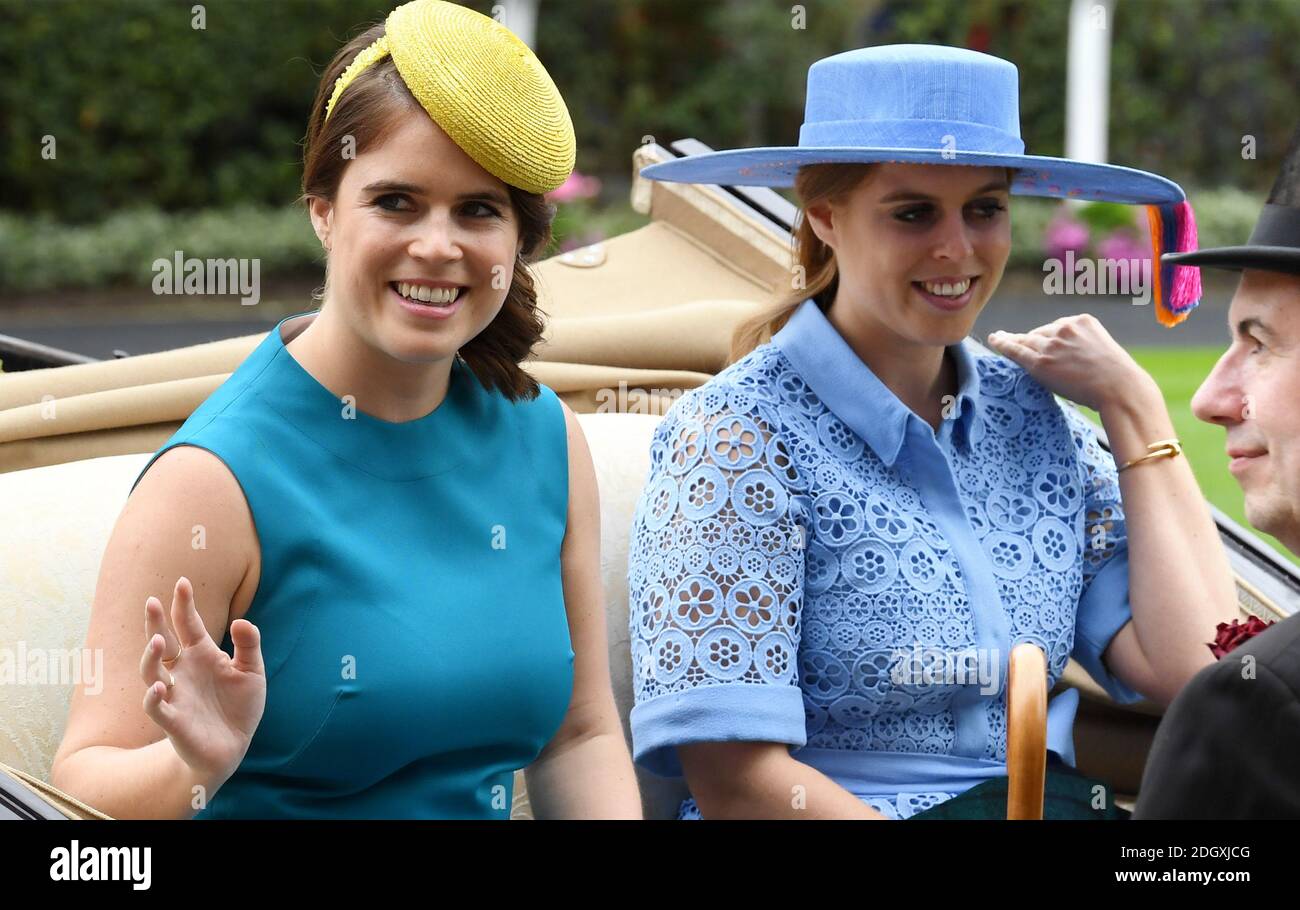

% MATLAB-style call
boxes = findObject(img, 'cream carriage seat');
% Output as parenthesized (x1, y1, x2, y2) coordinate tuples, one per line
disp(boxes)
(0, 411, 690, 820)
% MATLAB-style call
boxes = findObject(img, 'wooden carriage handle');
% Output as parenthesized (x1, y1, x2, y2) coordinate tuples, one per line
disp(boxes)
(1006, 642, 1048, 820)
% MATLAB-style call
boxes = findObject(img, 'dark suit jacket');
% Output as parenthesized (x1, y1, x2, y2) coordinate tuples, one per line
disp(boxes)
(1133, 612, 1300, 819)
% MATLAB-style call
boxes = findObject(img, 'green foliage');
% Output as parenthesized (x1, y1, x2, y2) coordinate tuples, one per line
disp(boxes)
(2, 0, 395, 220)
(0, 205, 322, 292)
(0, 198, 648, 292)
(1002, 185, 1264, 270)
(1075, 202, 1138, 234)
(549, 197, 650, 252)
(1008, 196, 1059, 268)
(1, 0, 1293, 253)
(0, 183, 1264, 293)
(1184, 185, 1267, 251)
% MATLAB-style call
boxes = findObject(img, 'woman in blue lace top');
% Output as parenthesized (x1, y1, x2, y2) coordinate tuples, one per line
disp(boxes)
(625, 45, 1239, 819)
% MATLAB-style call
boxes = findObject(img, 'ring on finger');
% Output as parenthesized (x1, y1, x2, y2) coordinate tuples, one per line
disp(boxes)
(161, 646, 183, 687)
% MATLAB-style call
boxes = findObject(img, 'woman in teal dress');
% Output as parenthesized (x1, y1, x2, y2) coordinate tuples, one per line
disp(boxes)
(50, 0, 641, 819)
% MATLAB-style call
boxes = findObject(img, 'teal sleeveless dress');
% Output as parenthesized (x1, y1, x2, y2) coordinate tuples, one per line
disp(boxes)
(130, 311, 575, 819)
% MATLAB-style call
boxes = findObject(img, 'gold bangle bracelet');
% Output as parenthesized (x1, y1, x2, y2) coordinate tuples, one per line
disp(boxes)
(1117, 438, 1183, 473)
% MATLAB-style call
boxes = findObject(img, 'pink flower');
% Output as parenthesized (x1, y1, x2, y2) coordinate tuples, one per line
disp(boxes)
(1097, 230, 1151, 264)
(1095, 231, 1152, 287)
(546, 172, 602, 204)
(1044, 214, 1089, 262)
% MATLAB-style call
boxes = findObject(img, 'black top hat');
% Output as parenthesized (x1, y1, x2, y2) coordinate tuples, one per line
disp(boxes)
(1163, 126, 1300, 276)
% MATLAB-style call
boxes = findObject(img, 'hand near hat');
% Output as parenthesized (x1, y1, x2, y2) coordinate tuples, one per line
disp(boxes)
(986, 314, 1154, 414)
(140, 575, 266, 790)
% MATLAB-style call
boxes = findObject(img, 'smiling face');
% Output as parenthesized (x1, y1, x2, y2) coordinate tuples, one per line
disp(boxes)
(1192, 268, 1300, 549)
(307, 112, 521, 364)
(804, 162, 1012, 348)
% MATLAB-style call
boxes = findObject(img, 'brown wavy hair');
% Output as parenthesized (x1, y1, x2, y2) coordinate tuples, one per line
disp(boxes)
(730, 163, 1016, 364)
(298, 21, 554, 402)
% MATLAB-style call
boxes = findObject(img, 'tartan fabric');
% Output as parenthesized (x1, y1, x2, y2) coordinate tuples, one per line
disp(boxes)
(909, 759, 1129, 820)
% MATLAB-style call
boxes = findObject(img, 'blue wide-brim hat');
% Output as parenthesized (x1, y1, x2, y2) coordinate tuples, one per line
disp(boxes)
(641, 44, 1203, 325)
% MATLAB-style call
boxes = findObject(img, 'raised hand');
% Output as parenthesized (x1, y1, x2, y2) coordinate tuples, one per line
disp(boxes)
(986, 314, 1155, 413)
(139, 576, 266, 784)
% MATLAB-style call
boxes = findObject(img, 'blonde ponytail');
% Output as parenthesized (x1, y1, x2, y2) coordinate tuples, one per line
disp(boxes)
(729, 163, 876, 363)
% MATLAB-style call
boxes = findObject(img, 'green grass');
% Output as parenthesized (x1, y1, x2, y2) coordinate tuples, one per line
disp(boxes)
(1079, 347, 1299, 568)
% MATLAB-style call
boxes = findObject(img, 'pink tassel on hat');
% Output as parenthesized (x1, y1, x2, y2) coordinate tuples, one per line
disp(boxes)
(1148, 200, 1202, 327)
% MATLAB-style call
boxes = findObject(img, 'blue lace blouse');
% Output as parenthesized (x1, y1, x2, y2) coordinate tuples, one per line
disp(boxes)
(627, 299, 1145, 819)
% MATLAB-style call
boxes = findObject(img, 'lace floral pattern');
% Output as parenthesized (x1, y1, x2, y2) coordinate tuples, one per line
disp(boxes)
(629, 338, 1130, 818)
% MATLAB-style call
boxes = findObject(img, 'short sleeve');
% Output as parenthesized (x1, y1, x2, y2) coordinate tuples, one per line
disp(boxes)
(626, 382, 808, 777)
(1062, 405, 1144, 704)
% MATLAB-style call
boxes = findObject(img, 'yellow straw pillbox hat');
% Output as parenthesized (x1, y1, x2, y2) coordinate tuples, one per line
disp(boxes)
(324, 0, 575, 194)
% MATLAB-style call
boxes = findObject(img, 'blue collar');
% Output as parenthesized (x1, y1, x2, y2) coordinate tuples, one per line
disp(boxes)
(772, 299, 981, 468)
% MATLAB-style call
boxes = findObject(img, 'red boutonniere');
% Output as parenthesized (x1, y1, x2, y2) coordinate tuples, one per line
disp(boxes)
(1208, 616, 1276, 659)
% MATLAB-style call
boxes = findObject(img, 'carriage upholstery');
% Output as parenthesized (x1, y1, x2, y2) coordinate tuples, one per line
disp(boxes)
(0, 412, 697, 819)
